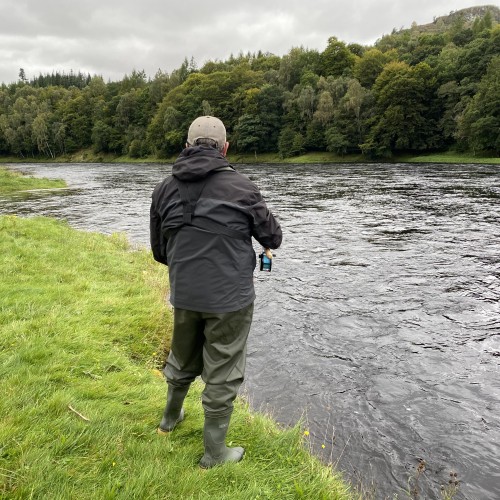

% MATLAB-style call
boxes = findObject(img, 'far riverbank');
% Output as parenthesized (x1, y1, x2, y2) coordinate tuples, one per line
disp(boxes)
(1, 149, 498, 166)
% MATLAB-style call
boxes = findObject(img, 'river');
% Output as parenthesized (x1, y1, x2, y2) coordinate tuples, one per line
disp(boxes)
(1, 162, 499, 499)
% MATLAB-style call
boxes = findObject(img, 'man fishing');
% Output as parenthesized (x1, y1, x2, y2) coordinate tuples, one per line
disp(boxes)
(150, 115, 282, 468)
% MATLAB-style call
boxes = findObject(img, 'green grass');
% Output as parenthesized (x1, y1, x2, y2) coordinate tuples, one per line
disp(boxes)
(227, 152, 366, 164)
(226, 150, 499, 165)
(398, 150, 500, 164)
(0, 166, 67, 193)
(0, 215, 353, 499)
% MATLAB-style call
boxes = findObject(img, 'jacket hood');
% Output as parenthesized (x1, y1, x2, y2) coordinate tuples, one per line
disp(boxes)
(172, 146, 230, 182)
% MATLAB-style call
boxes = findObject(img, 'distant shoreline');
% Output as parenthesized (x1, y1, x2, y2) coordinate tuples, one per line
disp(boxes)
(1, 149, 499, 165)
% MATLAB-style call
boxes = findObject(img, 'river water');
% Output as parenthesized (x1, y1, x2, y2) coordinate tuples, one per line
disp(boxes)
(1, 162, 499, 499)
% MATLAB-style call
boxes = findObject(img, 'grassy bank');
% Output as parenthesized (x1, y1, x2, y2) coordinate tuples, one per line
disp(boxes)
(0, 166, 66, 193)
(228, 152, 367, 164)
(1, 149, 498, 165)
(397, 151, 500, 164)
(0, 215, 353, 499)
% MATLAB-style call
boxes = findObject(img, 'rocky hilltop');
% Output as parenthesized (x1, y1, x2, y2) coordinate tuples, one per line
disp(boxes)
(394, 5, 499, 35)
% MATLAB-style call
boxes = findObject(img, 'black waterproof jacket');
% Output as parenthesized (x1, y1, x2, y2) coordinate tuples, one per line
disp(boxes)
(150, 146, 282, 313)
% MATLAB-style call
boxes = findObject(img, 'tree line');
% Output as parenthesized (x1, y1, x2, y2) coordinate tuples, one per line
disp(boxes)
(1, 7, 498, 160)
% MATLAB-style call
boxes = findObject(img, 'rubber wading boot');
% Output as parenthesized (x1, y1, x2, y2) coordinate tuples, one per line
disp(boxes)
(157, 385, 189, 434)
(199, 415, 245, 468)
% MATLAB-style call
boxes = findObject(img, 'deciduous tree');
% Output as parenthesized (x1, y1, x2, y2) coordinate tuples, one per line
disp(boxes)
(458, 56, 500, 154)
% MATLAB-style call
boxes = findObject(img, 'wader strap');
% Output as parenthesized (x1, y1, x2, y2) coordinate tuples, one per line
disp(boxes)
(177, 179, 206, 224)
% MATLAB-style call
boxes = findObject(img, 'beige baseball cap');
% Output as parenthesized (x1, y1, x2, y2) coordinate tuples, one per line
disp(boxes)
(187, 116, 226, 148)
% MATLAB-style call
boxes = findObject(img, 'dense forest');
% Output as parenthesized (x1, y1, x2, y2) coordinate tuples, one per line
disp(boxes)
(1, 6, 499, 160)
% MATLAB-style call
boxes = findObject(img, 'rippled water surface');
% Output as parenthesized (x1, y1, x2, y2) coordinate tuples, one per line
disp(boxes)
(2, 162, 499, 499)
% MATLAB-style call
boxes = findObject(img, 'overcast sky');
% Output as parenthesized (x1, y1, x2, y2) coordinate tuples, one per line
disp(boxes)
(0, 0, 495, 84)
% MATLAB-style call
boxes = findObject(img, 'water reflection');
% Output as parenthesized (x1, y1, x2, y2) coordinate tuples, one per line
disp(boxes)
(1, 162, 499, 499)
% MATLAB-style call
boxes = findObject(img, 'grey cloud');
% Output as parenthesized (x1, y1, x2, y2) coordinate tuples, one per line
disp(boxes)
(0, 0, 492, 84)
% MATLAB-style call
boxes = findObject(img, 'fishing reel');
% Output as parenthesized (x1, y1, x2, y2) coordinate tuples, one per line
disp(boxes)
(259, 248, 274, 272)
